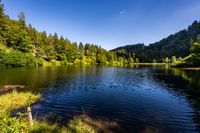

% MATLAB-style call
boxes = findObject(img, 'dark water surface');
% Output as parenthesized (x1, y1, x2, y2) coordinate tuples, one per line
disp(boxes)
(0, 66, 200, 132)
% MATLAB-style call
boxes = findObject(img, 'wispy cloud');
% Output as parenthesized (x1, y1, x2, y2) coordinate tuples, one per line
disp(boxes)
(119, 10, 126, 15)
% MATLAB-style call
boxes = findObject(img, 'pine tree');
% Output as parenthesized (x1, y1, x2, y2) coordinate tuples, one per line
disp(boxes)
(18, 12, 26, 27)
(0, 3, 7, 44)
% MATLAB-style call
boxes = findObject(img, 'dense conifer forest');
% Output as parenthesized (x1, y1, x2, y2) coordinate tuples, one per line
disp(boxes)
(111, 21, 200, 64)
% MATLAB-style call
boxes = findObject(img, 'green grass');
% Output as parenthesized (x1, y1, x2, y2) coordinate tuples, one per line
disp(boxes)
(0, 91, 99, 133)
(30, 116, 97, 133)
(29, 121, 68, 133)
(0, 91, 40, 133)
(30, 114, 118, 133)
(67, 116, 97, 133)
(0, 91, 40, 113)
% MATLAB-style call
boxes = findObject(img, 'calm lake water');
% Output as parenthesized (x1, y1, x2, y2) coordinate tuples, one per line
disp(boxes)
(0, 66, 200, 133)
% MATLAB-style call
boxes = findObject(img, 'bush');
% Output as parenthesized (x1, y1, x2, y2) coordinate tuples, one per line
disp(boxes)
(192, 53, 200, 66)
(0, 51, 43, 67)
(0, 50, 6, 63)
(60, 60, 68, 66)
(36, 58, 45, 67)
(0, 112, 28, 133)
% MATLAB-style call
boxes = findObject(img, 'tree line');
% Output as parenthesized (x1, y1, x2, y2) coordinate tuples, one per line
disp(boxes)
(111, 21, 200, 64)
(0, 3, 135, 67)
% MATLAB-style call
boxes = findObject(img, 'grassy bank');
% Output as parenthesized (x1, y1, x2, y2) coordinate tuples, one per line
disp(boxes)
(0, 91, 40, 113)
(0, 91, 115, 133)
(0, 91, 40, 133)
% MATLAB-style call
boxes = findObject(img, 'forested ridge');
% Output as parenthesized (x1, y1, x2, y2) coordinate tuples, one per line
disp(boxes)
(0, 3, 114, 67)
(111, 21, 200, 63)
(0, 2, 199, 67)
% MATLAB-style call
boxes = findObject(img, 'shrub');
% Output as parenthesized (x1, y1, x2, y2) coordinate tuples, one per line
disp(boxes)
(0, 112, 28, 133)
(60, 60, 68, 66)
(0, 51, 42, 67)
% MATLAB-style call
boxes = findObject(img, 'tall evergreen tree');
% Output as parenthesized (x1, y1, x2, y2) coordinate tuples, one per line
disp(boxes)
(18, 12, 26, 27)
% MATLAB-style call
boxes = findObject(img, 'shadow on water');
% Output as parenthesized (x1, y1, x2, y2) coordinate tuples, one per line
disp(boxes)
(149, 68, 200, 131)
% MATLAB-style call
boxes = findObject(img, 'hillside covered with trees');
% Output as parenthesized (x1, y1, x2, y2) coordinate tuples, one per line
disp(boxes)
(0, 3, 126, 67)
(111, 21, 200, 64)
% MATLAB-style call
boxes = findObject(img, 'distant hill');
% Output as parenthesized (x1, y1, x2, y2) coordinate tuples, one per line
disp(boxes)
(111, 21, 200, 62)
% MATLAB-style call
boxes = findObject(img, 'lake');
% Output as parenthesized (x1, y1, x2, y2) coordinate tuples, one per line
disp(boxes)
(0, 66, 200, 132)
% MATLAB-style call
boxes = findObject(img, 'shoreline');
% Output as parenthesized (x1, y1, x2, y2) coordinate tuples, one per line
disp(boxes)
(174, 67, 200, 70)
(0, 91, 115, 133)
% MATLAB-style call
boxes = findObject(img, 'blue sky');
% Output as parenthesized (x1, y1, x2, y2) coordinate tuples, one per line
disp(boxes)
(2, 0, 200, 50)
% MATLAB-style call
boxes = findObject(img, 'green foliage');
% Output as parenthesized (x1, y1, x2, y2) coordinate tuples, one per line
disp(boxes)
(0, 51, 42, 67)
(163, 57, 169, 63)
(174, 39, 200, 67)
(0, 91, 98, 133)
(67, 116, 96, 133)
(171, 56, 177, 64)
(192, 53, 200, 66)
(128, 57, 134, 64)
(18, 12, 26, 27)
(0, 112, 28, 133)
(185, 41, 200, 66)
(60, 60, 68, 66)
(111, 21, 200, 62)
(0, 50, 5, 59)
(152, 59, 156, 63)
(0, 91, 40, 133)
(29, 121, 68, 133)
(190, 42, 200, 54)
(135, 58, 139, 63)
(96, 54, 107, 65)
(0, 112, 97, 133)
(29, 116, 98, 133)
(177, 57, 182, 61)
(0, 91, 40, 114)
(73, 58, 81, 65)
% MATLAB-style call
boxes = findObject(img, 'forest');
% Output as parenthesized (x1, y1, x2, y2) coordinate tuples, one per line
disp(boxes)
(0, 3, 199, 67)
(112, 21, 200, 64)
